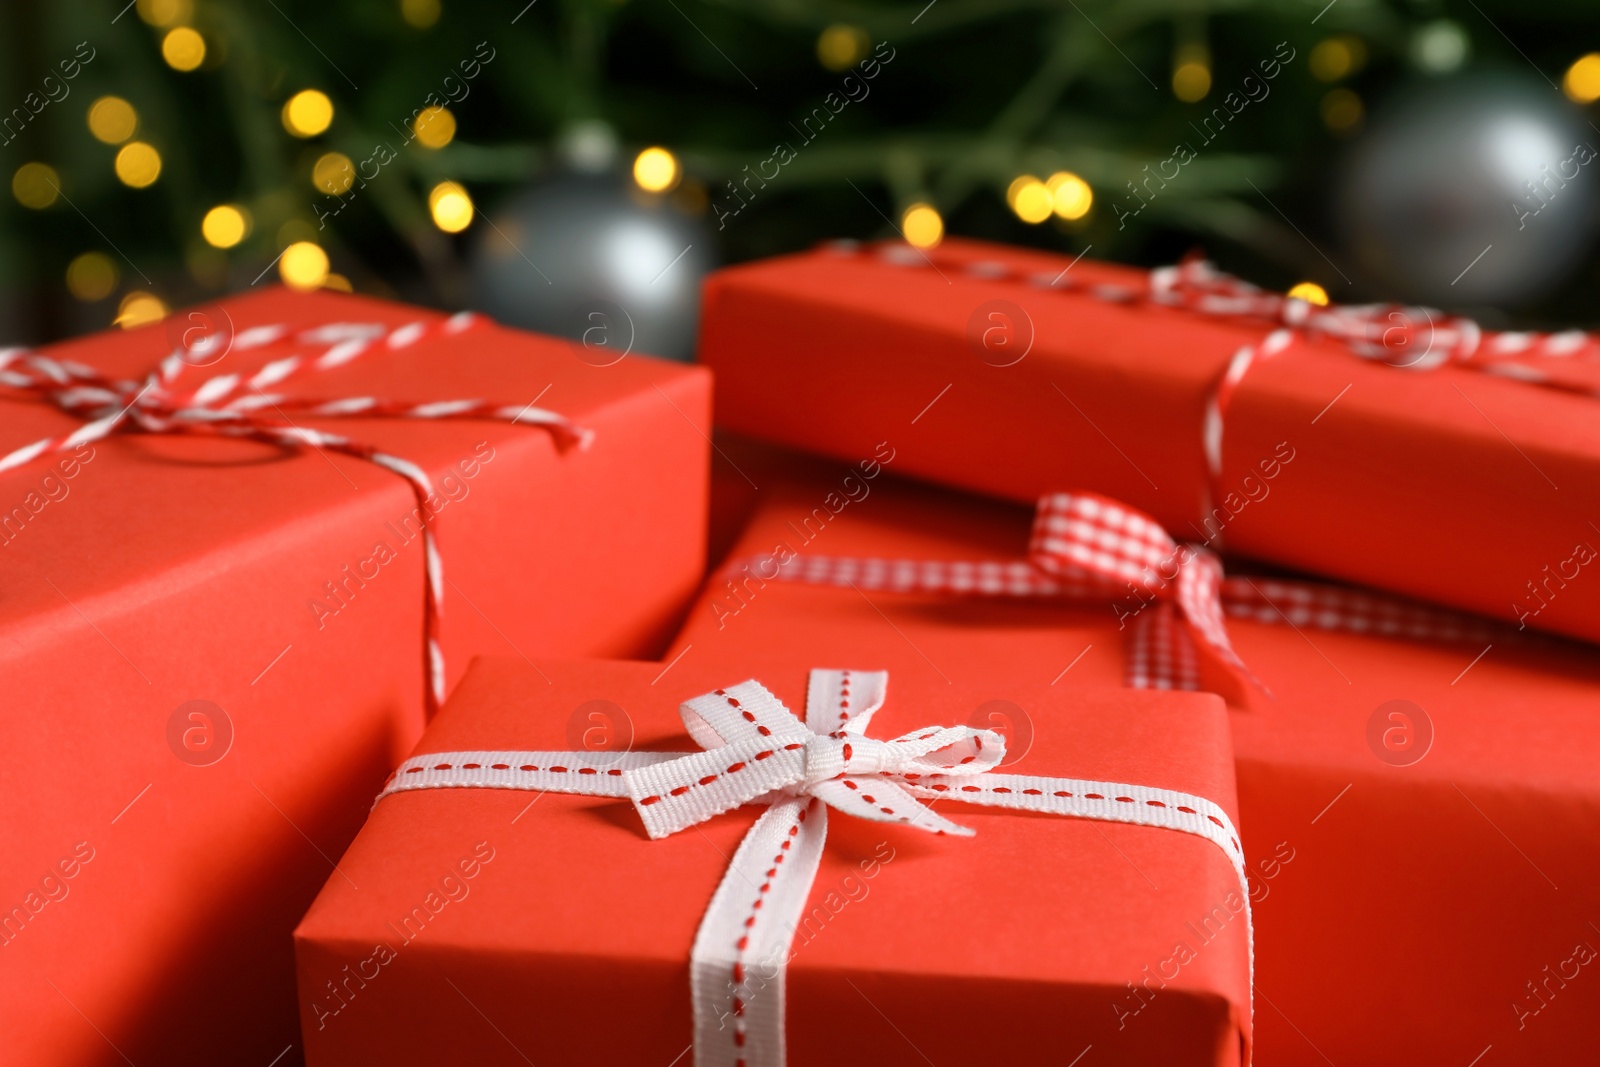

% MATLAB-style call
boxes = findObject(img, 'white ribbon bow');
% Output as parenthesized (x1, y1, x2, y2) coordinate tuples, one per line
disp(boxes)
(383, 669, 1251, 1067)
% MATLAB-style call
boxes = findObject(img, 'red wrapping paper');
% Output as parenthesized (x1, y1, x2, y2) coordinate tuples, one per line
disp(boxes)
(295, 656, 1251, 1066)
(698, 238, 1600, 645)
(0, 287, 709, 1065)
(671, 463, 1600, 1066)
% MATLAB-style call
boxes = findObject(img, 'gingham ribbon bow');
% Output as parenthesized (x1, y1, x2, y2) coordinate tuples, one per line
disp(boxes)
(0, 312, 588, 714)
(382, 668, 1251, 1067)
(740, 491, 1491, 695)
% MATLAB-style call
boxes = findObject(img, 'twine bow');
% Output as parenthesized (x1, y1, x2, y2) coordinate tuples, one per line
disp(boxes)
(382, 668, 1252, 1067)
(0, 311, 588, 714)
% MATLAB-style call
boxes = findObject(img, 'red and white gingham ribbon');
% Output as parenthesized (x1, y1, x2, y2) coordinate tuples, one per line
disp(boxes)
(0, 313, 589, 715)
(382, 668, 1251, 1067)
(730, 490, 1492, 694)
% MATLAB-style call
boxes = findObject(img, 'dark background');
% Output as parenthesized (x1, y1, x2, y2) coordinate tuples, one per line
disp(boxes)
(3, 0, 1598, 352)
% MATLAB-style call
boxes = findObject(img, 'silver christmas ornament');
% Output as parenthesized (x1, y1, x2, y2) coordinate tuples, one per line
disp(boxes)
(470, 172, 714, 362)
(1338, 75, 1598, 307)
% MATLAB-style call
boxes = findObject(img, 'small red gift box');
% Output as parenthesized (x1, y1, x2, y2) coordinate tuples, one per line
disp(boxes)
(0, 288, 708, 1064)
(673, 462, 1600, 1066)
(296, 657, 1253, 1066)
(699, 238, 1600, 645)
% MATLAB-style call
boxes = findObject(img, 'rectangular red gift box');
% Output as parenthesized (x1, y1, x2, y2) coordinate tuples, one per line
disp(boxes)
(295, 656, 1252, 1066)
(698, 237, 1600, 645)
(672, 461, 1600, 1067)
(0, 287, 708, 1065)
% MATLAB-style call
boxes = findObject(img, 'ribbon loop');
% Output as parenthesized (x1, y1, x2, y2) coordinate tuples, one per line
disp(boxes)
(379, 666, 1256, 1067)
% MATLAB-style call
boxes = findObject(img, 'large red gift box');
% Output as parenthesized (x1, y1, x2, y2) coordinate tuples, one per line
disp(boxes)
(0, 287, 708, 1065)
(699, 237, 1600, 645)
(296, 656, 1253, 1066)
(671, 462, 1600, 1066)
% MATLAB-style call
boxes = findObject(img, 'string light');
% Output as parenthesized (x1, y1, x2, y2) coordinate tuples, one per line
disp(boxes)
(816, 24, 869, 71)
(115, 142, 162, 188)
(428, 181, 474, 232)
(312, 152, 355, 194)
(1310, 36, 1367, 83)
(201, 205, 249, 249)
(1006, 175, 1053, 224)
(87, 97, 138, 144)
(66, 252, 118, 301)
(1287, 281, 1330, 306)
(280, 241, 330, 290)
(400, 0, 440, 28)
(322, 272, 354, 292)
(137, 0, 192, 26)
(1047, 171, 1093, 220)
(901, 203, 943, 249)
(282, 90, 334, 138)
(413, 106, 456, 148)
(1321, 89, 1363, 135)
(12, 162, 60, 208)
(161, 27, 206, 71)
(116, 291, 168, 328)
(1172, 44, 1211, 103)
(1564, 54, 1600, 105)
(632, 147, 680, 193)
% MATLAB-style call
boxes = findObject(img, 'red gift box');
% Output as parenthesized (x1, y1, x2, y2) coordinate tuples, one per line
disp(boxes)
(295, 656, 1253, 1066)
(699, 238, 1600, 645)
(671, 463, 1600, 1066)
(0, 287, 709, 1064)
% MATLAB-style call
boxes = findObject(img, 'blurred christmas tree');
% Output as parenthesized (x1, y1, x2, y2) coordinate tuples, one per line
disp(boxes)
(2, 0, 1598, 345)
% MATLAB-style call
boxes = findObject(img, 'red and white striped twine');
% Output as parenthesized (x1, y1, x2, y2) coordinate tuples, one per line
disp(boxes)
(0, 311, 591, 715)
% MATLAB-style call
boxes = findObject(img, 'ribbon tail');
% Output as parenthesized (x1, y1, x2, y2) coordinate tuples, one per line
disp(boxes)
(691, 796, 826, 1067)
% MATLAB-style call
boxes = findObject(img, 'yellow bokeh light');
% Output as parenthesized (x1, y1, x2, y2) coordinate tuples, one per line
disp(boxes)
(322, 272, 354, 293)
(901, 203, 943, 249)
(312, 152, 355, 194)
(116, 291, 168, 329)
(280, 241, 330, 291)
(1564, 53, 1600, 105)
(137, 0, 192, 27)
(1173, 62, 1211, 103)
(67, 252, 119, 302)
(13, 162, 60, 209)
(1009, 177, 1054, 224)
(1287, 281, 1330, 306)
(114, 142, 162, 188)
(816, 24, 869, 71)
(400, 0, 440, 28)
(413, 106, 456, 149)
(282, 90, 334, 138)
(633, 147, 680, 193)
(428, 181, 475, 233)
(201, 204, 249, 248)
(87, 96, 138, 144)
(1047, 171, 1093, 220)
(1321, 88, 1364, 134)
(161, 27, 206, 71)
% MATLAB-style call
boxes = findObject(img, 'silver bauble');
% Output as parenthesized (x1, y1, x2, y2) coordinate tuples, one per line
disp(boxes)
(1338, 76, 1598, 307)
(470, 172, 714, 361)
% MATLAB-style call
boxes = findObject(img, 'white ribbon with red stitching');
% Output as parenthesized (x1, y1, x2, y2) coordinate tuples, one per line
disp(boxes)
(381, 668, 1251, 1067)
